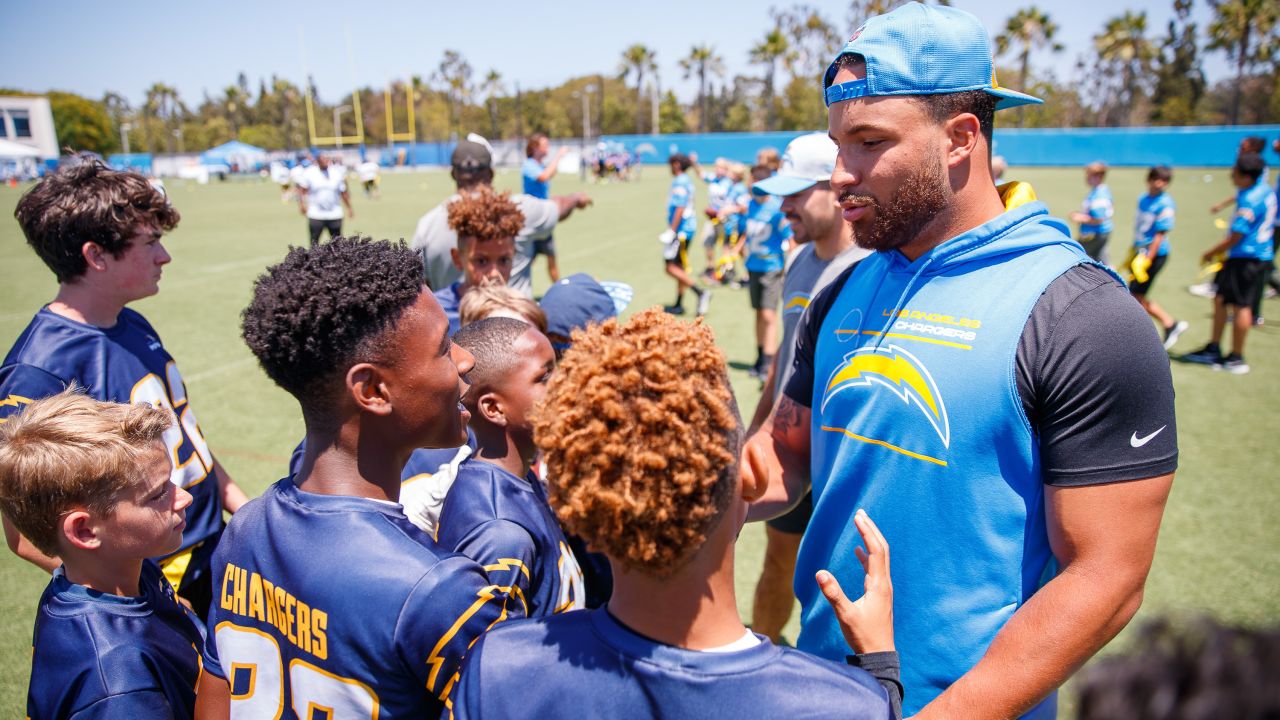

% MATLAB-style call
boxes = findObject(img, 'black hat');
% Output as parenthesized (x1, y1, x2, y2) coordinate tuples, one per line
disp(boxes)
(451, 140, 492, 170)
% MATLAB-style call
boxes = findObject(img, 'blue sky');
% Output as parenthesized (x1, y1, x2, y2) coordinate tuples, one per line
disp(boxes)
(6, 0, 1230, 106)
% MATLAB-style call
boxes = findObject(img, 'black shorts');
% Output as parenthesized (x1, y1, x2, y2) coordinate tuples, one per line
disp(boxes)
(308, 218, 342, 245)
(766, 490, 813, 534)
(533, 234, 556, 257)
(749, 270, 784, 309)
(1128, 254, 1168, 296)
(1215, 257, 1269, 307)
(1078, 232, 1110, 263)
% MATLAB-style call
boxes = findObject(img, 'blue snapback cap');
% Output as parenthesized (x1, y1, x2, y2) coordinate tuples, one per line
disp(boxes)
(823, 2, 1041, 111)
(540, 273, 633, 341)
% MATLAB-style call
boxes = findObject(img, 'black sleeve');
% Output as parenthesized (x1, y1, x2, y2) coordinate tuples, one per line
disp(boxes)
(847, 651, 903, 720)
(782, 262, 860, 408)
(1016, 264, 1179, 486)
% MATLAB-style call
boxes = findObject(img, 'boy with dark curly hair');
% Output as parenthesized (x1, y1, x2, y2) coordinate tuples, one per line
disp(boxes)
(451, 308, 901, 719)
(196, 237, 521, 719)
(0, 155, 247, 616)
(436, 317, 585, 617)
(436, 187, 526, 333)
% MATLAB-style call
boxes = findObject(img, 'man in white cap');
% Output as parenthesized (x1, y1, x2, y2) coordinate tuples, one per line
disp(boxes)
(745, 132, 868, 644)
(743, 4, 1176, 717)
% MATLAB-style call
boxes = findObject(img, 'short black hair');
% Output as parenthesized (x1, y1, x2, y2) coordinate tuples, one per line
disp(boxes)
(453, 316, 535, 397)
(1148, 165, 1174, 183)
(834, 53, 996, 144)
(669, 153, 692, 171)
(14, 154, 179, 283)
(1235, 152, 1266, 181)
(241, 237, 424, 431)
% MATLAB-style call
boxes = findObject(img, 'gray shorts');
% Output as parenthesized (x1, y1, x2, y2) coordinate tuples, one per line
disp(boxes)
(533, 234, 556, 257)
(749, 270, 783, 310)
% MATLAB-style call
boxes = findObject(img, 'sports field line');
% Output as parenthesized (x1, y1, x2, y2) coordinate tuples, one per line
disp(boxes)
(162, 254, 283, 291)
(185, 356, 257, 383)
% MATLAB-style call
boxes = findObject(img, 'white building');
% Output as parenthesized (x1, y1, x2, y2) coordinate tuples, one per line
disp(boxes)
(0, 96, 59, 161)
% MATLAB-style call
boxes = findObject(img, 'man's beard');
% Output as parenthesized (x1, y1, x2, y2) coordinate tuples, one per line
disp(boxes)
(842, 158, 950, 253)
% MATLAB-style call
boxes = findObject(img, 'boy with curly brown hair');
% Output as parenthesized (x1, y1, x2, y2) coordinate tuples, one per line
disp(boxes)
(435, 186, 526, 333)
(450, 308, 902, 719)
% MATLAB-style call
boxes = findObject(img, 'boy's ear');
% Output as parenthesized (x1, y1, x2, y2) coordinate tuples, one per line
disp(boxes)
(61, 510, 101, 551)
(81, 242, 109, 272)
(450, 246, 463, 271)
(348, 363, 392, 417)
(738, 443, 771, 504)
(477, 391, 507, 428)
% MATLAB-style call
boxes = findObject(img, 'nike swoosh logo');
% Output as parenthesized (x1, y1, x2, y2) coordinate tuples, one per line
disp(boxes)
(1130, 426, 1166, 448)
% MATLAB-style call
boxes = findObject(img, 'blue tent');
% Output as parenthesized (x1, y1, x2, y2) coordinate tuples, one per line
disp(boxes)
(199, 141, 267, 171)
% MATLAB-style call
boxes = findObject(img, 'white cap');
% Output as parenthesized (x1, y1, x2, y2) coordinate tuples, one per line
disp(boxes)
(752, 133, 836, 196)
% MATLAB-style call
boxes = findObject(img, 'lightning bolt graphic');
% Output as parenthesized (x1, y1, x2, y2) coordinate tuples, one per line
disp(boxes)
(783, 295, 810, 312)
(483, 558, 531, 582)
(825, 352, 939, 418)
(0, 395, 34, 423)
(821, 344, 950, 448)
(425, 583, 524, 696)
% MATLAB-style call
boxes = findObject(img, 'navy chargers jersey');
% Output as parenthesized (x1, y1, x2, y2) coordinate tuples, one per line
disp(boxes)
(451, 608, 893, 719)
(28, 561, 205, 719)
(203, 477, 522, 718)
(436, 459, 585, 617)
(0, 308, 225, 556)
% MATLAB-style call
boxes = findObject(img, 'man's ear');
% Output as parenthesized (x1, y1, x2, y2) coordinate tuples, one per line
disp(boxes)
(81, 242, 109, 272)
(61, 510, 100, 551)
(477, 391, 507, 428)
(944, 112, 982, 170)
(347, 363, 392, 417)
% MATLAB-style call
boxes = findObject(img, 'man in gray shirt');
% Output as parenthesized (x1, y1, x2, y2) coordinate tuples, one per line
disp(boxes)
(411, 139, 592, 296)
(744, 133, 867, 643)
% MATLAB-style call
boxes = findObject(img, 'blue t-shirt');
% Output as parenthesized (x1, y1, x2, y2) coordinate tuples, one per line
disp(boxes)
(451, 608, 892, 719)
(742, 196, 792, 273)
(667, 174, 698, 237)
(1080, 184, 1113, 235)
(203, 477, 521, 718)
(522, 157, 549, 199)
(434, 282, 463, 335)
(436, 459, 585, 617)
(725, 181, 750, 236)
(28, 561, 205, 719)
(1134, 191, 1175, 256)
(0, 308, 225, 560)
(1229, 177, 1277, 260)
(703, 173, 733, 212)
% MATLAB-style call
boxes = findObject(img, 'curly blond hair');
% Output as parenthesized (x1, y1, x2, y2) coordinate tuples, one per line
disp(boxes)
(447, 187, 525, 244)
(532, 308, 741, 576)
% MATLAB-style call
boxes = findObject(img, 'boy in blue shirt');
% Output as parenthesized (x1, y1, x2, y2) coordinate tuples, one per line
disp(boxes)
(660, 153, 712, 316)
(1069, 161, 1114, 263)
(435, 187, 523, 334)
(198, 238, 520, 718)
(1184, 152, 1277, 374)
(437, 317, 585, 617)
(521, 133, 566, 282)
(0, 391, 204, 719)
(452, 308, 900, 719)
(734, 164, 794, 378)
(1130, 165, 1188, 350)
(696, 156, 735, 275)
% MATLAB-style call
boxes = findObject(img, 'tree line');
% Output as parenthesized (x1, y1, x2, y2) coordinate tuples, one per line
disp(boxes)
(6, 0, 1278, 156)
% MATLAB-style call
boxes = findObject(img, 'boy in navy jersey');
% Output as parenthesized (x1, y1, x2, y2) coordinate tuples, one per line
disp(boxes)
(1, 156, 247, 616)
(452, 309, 899, 719)
(0, 391, 205, 718)
(437, 317, 585, 616)
(196, 238, 520, 719)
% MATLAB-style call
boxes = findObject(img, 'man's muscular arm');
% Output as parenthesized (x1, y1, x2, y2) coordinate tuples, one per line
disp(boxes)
(914, 473, 1173, 719)
(743, 394, 812, 522)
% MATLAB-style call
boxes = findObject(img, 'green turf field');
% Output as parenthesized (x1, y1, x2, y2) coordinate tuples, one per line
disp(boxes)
(0, 165, 1276, 716)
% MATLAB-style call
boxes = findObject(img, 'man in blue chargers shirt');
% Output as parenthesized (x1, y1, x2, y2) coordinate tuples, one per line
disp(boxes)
(743, 4, 1176, 717)
(1184, 152, 1277, 374)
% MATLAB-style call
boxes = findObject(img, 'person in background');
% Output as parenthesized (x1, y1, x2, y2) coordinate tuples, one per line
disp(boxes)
(522, 133, 568, 283)
(1128, 165, 1188, 350)
(435, 187, 524, 335)
(296, 153, 353, 246)
(357, 155, 381, 199)
(1069, 161, 1114, 263)
(660, 153, 712, 317)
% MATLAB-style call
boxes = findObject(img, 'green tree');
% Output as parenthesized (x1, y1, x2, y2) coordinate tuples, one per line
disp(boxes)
(143, 83, 185, 155)
(1151, 0, 1207, 125)
(481, 70, 504, 139)
(1207, 0, 1279, 124)
(45, 92, 115, 154)
(750, 28, 790, 130)
(1094, 11, 1158, 126)
(658, 90, 689, 134)
(995, 7, 1064, 126)
(434, 50, 473, 141)
(774, 4, 840, 80)
(619, 44, 657, 134)
(679, 45, 724, 133)
(238, 123, 284, 149)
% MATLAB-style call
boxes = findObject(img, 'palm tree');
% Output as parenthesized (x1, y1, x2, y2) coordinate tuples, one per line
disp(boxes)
(144, 83, 182, 154)
(995, 7, 1064, 126)
(1207, 0, 1280, 124)
(435, 50, 473, 141)
(619, 44, 657, 134)
(751, 29, 790, 131)
(1094, 11, 1157, 126)
(481, 70, 504, 140)
(679, 45, 725, 133)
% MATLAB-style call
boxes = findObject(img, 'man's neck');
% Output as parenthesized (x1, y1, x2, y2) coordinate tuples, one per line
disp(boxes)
(899, 184, 1007, 262)
(471, 421, 531, 478)
(62, 554, 143, 597)
(49, 283, 124, 328)
(605, 516, 747, 650)
(296, 422, 407, 503)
